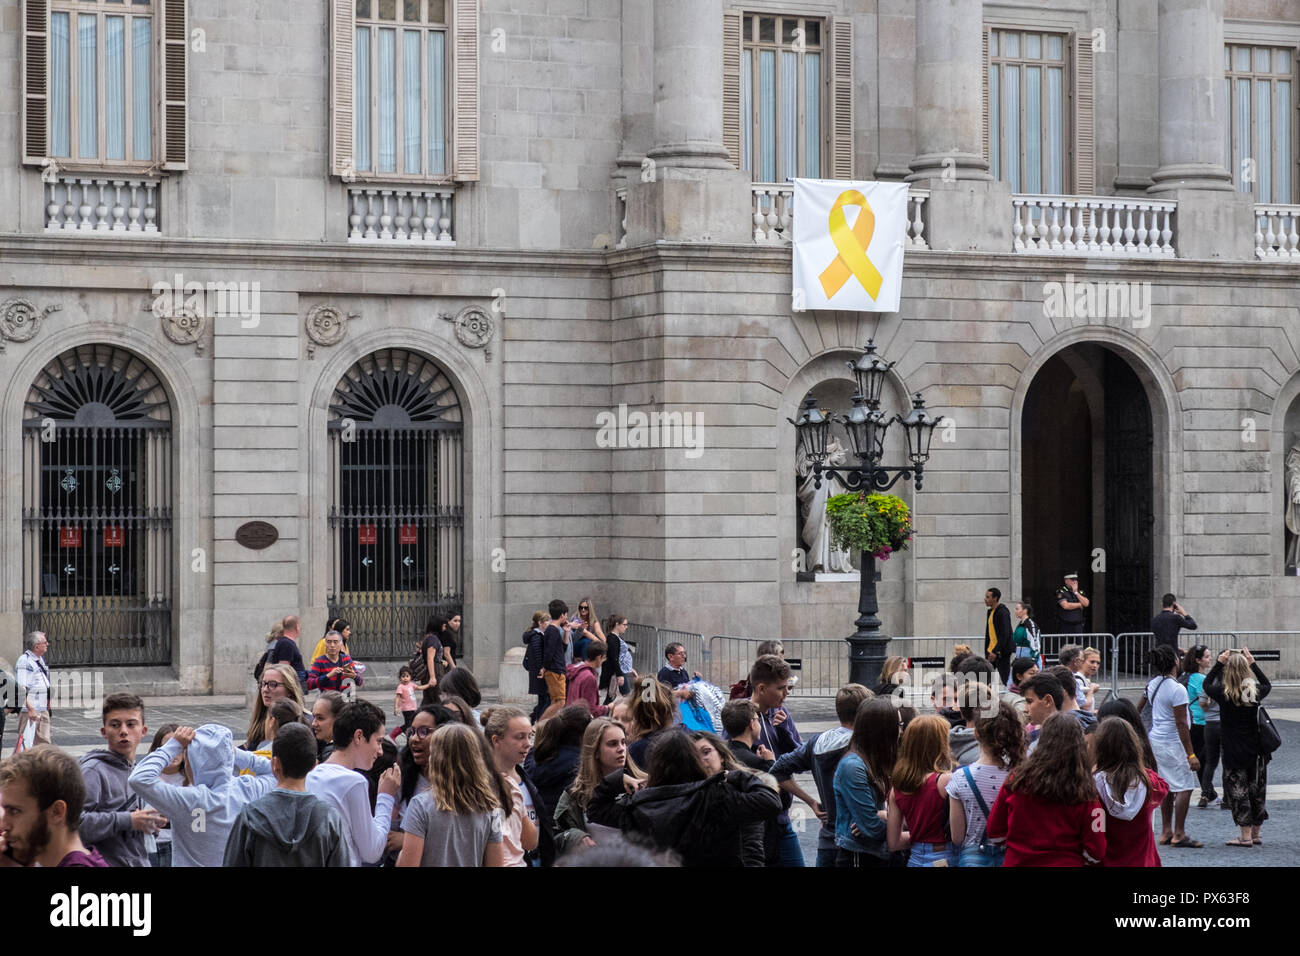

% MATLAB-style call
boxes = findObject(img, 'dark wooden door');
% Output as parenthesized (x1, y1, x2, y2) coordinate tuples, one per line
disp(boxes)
(1103, 353, 1154, 637)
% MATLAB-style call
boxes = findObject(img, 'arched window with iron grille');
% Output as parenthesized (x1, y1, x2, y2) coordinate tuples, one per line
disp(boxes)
(327, 349, 464, 660)
(22, 345, 173, 666)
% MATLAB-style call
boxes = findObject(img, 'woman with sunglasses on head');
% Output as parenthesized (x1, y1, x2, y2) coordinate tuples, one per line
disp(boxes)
(571, 598, 605, 665)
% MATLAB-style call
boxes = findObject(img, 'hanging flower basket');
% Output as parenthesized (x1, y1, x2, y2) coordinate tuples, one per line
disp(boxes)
(825, 492, 913, 561)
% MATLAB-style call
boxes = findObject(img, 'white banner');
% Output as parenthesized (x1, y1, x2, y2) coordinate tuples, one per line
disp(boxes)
(792, 179, 908, 312)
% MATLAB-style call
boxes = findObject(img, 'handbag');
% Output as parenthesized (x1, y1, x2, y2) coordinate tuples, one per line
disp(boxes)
(1257, 704, 1282, 756)
(407, 641, 430, 685)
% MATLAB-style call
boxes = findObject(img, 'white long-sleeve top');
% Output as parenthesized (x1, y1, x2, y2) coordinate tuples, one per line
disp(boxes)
(306, 761, 395, 866)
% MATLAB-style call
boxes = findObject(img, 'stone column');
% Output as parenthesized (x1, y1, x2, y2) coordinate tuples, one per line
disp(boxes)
(646, 0, 732, 172)
(622, 0, 750, 244)
(907, 0, 1009, 252)
(1148, 0, 1232, 192)
(1147, 0, 1255, 258)
(908, 0, 990, 182)
(613, 0, 654, 184)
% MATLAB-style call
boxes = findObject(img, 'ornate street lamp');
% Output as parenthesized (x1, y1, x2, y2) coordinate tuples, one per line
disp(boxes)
(794, 341, 943, 688)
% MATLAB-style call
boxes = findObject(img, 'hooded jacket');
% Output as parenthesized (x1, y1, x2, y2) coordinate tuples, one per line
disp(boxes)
(949, 725, 979, 767)
(564, 662, 608, 717)
(129, 724, 277, 867)
(770, 725, 853, 853)
(523, 744, 581, 825)
(222, 789, 352, 867)
(78, 749, 148, 867)
(587, 769, 781, 868)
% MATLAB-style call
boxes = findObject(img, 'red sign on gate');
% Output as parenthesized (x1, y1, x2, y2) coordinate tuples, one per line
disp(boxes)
(398, 525, 418, 545)
(357, 524, 377, 545)
(60, 526, 82, 548)
(104, 526, 125, 548)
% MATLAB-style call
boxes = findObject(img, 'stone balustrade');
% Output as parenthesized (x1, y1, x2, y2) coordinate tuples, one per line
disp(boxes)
(347, 186, 455, 244)
(751, 183, 930, 249)
(1254, 204, 1300, 260)
(1012, 194, 1176, 257)
(44, 177, 159, 234)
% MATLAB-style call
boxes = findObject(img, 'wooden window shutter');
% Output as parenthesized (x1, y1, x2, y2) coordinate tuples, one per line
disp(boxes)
(828, 17, 853, 180)
(981, 28, 990, 166)
(1072, 32, 1095, 195)
(159, 0, 188, 169)
(330, 0, 355, 177)
(21, 0, 49, 166)
(722, 9, 742, 169)
(452, 0, 479, 182)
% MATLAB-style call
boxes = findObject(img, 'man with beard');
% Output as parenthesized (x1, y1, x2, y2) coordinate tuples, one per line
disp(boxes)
(0, 745, 107, 867)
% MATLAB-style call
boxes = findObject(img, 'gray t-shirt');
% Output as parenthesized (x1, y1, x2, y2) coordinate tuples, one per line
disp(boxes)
(400, 790, 503, 867)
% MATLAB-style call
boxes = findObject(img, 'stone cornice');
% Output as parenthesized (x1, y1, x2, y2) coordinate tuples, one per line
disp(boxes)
(0, 235, 1296, 289)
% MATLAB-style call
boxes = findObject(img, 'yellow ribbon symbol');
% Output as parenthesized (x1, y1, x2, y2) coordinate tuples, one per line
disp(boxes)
(819, 189, 883, 300)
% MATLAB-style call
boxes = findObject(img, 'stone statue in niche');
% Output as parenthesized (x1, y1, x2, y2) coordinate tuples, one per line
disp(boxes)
(1286, 441, 1300, 570)
(796, 436, 855, 574)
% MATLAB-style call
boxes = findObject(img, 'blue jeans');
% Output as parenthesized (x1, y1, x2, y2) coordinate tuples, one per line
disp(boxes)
(956, 844, 1005, 867)
(907, 843, 954, 867)
(772, 820, 805, 867)
(815, 846, 837, 868)
(149, 841, 173, 868)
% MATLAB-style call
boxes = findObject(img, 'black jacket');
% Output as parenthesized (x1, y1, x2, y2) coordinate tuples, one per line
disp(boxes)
(523, 745, 581, 825)
(985, 604, 1012, 662)
(518, 764, 557, 867)
(1203, 661, 1272, 771)
(587, 769, 781, 868)
(598, 631, 625, 693)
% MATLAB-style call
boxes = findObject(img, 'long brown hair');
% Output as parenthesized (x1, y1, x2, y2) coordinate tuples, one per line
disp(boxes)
(880, 656, 907, 685)
(1006, 715, 1097, 804)
(427, 723, 501, 815)
(973, 702, 1026, 769)
(851, 698, 901, 797)
(149, 723, 193, 787)
(891, 714, 953, 794)
(246, 663, 305, 747)
(628, 677, 676, 742)
(568, 718, 626, 809)
(1093, 717, 1147, 800)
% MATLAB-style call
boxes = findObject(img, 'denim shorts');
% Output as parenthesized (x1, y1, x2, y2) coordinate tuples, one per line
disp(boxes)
(907, 843, 955, 867)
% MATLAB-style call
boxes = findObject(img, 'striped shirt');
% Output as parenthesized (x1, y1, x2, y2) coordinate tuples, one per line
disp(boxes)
(16, 650, 50, 711)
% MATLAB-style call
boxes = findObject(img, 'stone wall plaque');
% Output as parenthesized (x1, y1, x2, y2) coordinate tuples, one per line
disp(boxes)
(235, 521, 279, 550)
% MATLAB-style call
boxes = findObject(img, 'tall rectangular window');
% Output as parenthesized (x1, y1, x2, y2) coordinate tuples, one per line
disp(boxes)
(740, 14, 823, 182)
(1225, 44, 1296, 204)
(988, 28, 1068, 193)
(49, 0, 154, 164)
(354, 0, 449, 179)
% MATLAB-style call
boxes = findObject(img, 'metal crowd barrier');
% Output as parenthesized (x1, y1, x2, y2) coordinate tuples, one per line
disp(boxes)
(656, 628, 708, 679)
(1115, 630, 1300, 691)
(624, 622, 660, 679)
(708, 636, 853, 697)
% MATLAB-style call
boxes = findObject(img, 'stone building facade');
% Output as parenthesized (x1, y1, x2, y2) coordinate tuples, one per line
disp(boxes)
(0, 0, 1297, 693)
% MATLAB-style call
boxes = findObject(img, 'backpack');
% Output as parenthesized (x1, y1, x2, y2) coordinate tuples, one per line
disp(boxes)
(521, 630, 540, 674)
(1258, 704, 1282, 756)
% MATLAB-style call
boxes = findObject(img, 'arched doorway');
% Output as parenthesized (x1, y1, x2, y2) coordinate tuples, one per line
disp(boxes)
(326, 348, 464, 659)
(1021, 344, 1154, 637)
(22, 345, 174, 666)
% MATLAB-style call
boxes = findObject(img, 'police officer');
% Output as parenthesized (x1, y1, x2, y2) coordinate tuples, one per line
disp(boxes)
(1055, 573, 1089, 634)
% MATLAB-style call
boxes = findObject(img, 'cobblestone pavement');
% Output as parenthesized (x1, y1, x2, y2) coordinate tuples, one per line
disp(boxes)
(18, 684, 1299, 868)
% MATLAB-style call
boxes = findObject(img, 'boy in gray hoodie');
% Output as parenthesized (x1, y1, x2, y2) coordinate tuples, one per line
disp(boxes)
(223, 723, 351, 867)
(79, 693, 167, 867)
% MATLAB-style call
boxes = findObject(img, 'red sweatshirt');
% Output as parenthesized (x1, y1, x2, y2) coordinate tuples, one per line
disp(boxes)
(1096, 768, 1169, 868)
(565, 662, 608, 717)
(986, 781, 1105, 867)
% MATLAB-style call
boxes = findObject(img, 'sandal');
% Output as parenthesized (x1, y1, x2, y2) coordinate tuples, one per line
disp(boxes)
(1224, 839, 1254, 847)
(1252, 838, 1262, 845)
(1169, 838, 1204, 848)
(1157, 835, 1173, 845)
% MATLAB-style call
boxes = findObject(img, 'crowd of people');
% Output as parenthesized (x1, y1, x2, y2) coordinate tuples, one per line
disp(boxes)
(0, 593, 1283, 867)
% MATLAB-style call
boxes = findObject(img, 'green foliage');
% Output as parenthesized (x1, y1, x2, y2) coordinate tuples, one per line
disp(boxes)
(825, 492, 913, 561)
